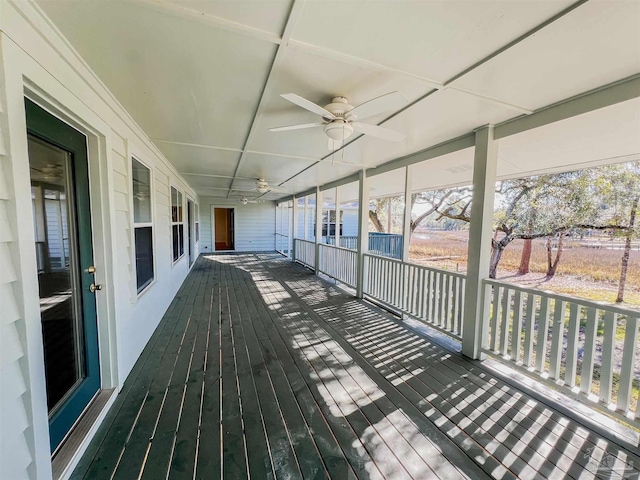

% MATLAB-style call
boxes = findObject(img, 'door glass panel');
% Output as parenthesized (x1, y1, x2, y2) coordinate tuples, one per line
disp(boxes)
(28, 135, 86, 415)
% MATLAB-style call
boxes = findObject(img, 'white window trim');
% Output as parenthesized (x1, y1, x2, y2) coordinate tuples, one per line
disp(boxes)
(170, 185, 185, 265)
(130, 155, 156, 298)
(195, 203, 200, 245)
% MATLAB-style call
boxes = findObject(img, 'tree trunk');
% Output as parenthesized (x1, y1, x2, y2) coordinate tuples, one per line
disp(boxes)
(489, 241, 504, 279)
(518, 239, 532, 275)
(616, 196, 638, 303)
(369, 210, 385, 233)
(546, 232, 565, 278)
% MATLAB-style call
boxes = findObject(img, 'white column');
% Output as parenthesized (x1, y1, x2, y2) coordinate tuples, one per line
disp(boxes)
(303, 195, 308, 240)
(334, 187, 341, 248)
(290, 197, 297, 260)
(462, 126, 499, 359)
(314, 187, 322, 274)
(402, 166, 412, 262)
(356, 170, 370, 298)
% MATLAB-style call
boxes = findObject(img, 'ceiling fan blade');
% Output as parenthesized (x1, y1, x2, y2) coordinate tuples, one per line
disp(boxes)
(281, 93, 335, 120)
(269, 122, 324, 132)
(352, 122, 406, 142)
(348, 91, 408, 121)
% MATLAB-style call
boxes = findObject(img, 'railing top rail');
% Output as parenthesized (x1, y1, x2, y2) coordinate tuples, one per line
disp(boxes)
(294, 238, 315, 245)
(364, 252, 467, 279)
(319, 243, 357, 255)
(484, 278, 640, 317)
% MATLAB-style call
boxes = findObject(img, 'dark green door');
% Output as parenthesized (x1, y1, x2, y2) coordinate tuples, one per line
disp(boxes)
(25, 99, 101, 452)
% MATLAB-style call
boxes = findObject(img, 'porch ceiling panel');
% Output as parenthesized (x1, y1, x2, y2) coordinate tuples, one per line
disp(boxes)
(34, 0, 640, 202)
(497, 97, 640, 178)
(452, 1, 640, 111)
(247, 45, 431, 159)
(235, 152, 316, 185)
(292, 0, 575, 82)
(159, 0, 293, 35)
(36, 0, 277, 149)
(153, 142, 240, 177)
(181, 175, 231, 190)
(337, 88, 518, 170)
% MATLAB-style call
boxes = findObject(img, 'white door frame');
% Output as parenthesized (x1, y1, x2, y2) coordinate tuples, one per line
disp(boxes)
(211, 205, 236, 252)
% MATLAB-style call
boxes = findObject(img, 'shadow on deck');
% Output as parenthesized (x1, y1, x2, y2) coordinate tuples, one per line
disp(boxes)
(71, 253, 640, 479)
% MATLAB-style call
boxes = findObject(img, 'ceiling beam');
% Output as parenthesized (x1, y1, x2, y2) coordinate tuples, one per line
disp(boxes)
(226, 0, 306, 198)
(152, 138, 319, 162)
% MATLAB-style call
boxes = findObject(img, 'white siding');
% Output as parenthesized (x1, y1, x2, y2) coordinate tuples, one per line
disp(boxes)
(199, 197, 275, 253)
(0, 3, 199, 478)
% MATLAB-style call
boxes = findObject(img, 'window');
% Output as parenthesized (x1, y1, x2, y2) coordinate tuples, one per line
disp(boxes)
(132, 158, 154, 293)
(171, 186, 184, 262)
(195, 204, 200, 243)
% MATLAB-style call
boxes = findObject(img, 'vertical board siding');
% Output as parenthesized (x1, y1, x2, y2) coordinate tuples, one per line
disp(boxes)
(198, 197, 275, 253)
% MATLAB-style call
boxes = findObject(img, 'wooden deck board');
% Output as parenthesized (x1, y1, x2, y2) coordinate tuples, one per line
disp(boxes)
(74, 253, 640, 480)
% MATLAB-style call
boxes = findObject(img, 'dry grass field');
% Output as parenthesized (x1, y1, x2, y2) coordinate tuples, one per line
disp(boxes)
(409, 230, 640, 306)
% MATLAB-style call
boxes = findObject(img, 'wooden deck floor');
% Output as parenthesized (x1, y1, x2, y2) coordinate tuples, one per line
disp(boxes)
(72, 253, 640, 480)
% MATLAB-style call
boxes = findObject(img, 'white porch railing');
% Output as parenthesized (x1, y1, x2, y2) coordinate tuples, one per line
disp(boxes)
(364, 253, 466, 339)
(291, 236, 639, 426)
(483, 279, 639, 422)
(293, 238, 315, 269)
(318, 243, 358, 288)
(275, 233, 289, 256)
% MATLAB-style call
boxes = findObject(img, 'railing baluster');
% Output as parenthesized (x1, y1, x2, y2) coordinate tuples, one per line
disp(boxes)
(564, 303, 580, 388)
(581, 307, 598, 396)
(523, 293, 536, 368)
(535, 296, 551, 373)
(549, 299, 567, 380)
(600, 311, 616, 405)
(617, 316, 638, 414)
(499, 288, 511, 356)
(511, 290, 523, 362)
(489, 286, 501, 352)
(452, 277, 460, 335)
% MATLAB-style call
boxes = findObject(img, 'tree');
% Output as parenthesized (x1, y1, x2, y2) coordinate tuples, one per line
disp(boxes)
(433, 169, 630, 278)
(617, 196, 638, 303)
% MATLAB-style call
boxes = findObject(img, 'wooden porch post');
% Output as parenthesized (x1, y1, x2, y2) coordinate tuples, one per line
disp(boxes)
(334, 187, 341, 248)
(303, 195, 308, 240)
(291, 195, 297, 261)
(462, 125, 498, 359)
(315, 186, 322, 274)
(356, 170, 370, 298)
(402, 166, 412, 262)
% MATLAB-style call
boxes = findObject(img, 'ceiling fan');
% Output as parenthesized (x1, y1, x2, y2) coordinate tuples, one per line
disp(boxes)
(270, 91, 408, 150)
(234, 178, 288, 195)
(239, 197, 259, 205)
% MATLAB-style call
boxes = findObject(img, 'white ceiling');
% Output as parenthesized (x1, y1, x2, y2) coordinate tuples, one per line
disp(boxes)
(36, 0, 640, 201)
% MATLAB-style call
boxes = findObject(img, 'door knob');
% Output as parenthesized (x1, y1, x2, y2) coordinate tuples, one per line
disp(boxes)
(87, 265, 96, 274)
(89, 283, 102, 293)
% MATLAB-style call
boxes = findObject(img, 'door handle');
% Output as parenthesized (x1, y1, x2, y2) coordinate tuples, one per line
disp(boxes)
(87, 265, 96, 274)
(89, 283, 102, 293)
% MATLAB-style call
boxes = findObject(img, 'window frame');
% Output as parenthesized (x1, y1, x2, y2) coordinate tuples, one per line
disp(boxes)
(195, 203, 200, 244)
(131, 156, 156, 296)
(170, 185, 185, 264)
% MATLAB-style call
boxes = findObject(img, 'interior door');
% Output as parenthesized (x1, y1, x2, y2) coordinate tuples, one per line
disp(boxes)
(26, 99, 101, 453)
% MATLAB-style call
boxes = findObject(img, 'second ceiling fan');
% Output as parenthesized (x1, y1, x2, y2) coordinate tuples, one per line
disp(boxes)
(270, 91, 408, 150)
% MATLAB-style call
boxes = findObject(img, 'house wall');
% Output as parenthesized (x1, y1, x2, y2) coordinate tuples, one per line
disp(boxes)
(0, 2, 199, 479)
(199, 197, 275, 253)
